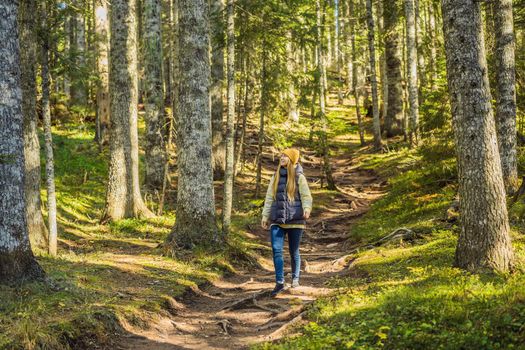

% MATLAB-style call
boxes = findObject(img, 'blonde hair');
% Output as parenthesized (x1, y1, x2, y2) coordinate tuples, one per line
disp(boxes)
(272, 162, 297, 202)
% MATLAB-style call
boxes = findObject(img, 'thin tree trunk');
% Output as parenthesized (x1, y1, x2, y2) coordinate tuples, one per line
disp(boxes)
(317, 0, 337, 191)
(415, 0, 426, 90)
(102, 0, 154, 222)
(0, 0, 44, 283)
(405, 0, 419, 146)
(335, 0, 344, 105)
(143, 0, 166, 191)
(71, 0, 88, 106)
(442, 0, 513, 272)
(383, 0, 404, 137)
(160, 0, 179, 216)
(343, 0, 353, 100)
(165, 0, 218, 249)
(40, 4, 58, 257)
(349, 0, 365, 146)
(234, 55, 250, 176)
(428, 1, 438, 88)
(366, 0, 382, 150)
(493, 0, 518, 194)
(255, 44, 267, 199)
(94, 0, 110, 147)
(286, 31, 299, 123)
(18, 0, 49, 250)
(377, 0, 388, 119)
(223, 0, 235, 234)
(210, 0, 225, 179)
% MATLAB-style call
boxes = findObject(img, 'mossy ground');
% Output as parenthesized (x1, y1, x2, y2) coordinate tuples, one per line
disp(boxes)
(0, 123, 260, 349)
(257, 132, 525, 350)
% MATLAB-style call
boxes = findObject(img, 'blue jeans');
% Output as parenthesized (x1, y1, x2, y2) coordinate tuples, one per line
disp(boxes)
(270, 225, 303, 284)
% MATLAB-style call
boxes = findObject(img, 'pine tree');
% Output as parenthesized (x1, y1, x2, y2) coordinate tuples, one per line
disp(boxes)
(442, 0, 514, 272)
(165, 0, 218, 249)
(102, 0, 154, 222)
(0, 0, 44, 283)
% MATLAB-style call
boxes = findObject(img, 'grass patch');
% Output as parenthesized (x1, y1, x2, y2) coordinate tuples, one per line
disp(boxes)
(0, 123, 259, 350)
(259, 140, 525, 350)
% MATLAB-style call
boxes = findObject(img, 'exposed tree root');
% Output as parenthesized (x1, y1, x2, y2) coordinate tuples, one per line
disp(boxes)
(221, 290, 269, 311)
(265, 311, 307, 340)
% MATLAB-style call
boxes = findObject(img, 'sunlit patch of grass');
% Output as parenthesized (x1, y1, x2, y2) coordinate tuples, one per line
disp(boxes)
(0, 122, 266, 349)
(258, 139, 525, 350)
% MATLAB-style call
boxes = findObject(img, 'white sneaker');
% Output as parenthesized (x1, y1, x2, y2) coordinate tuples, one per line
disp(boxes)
(291, 279, 300, 288)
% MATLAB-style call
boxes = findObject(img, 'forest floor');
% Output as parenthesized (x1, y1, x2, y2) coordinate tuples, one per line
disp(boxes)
(3, 92, 525, 350)
(117, 107, 387, 349)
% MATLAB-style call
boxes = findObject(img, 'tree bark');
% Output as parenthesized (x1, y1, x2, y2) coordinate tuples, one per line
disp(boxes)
(18, 0, 49, 250)
(223, 0, 235, 234)
(317, 0, 336, 191)
(94, 0, 110, 147)
(383, 0, 404, 137)
(493, 0, 518, 194)
(405, 0, 419, 146)
(0, 0, 44, 283)
(71, 0, 88, 106)
(286, 31, 299, 123)
(366, 0, 382, 150)
(335, 0, 344, 105)
(102, 0, 154, 222)
(255, 43, 267, 199)
(348, 0, 365, 145)
(210, 0, 225, 179)
(41, 7, 58, 256)
(165, 0, 218, 249)
(143, 0, 167, 191)
(441, 0, 513, 272)
(377, 0, 388, 120)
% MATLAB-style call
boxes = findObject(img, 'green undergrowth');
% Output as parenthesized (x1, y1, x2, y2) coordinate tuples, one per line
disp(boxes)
(0, 123, 260, 350)
(259, 140, 525, 350)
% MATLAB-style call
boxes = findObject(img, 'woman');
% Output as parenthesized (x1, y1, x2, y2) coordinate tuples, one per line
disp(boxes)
(261, 148, 313, 297)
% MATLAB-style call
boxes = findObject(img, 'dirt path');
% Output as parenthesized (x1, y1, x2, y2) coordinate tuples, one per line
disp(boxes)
(116, 145, 386, 349)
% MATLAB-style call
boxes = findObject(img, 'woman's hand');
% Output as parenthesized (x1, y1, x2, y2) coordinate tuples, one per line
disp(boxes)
(261, 218, 269, 229)
(304, 210, 311, 219)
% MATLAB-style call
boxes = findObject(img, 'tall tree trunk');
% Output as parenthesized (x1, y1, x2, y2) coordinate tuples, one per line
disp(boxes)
(415, 0, 426, 91)
(493, 0, 518, 194)
(165, 0, 218, 249)
(335, 0, 344, 105)
(18, 0, 49, 250)
(94, 0, 110, 147)
(286, 31, 299, 123)
(210, 0, 225, 179)
(442, 0, 513, 272)
(317, 0, 337, 191)
(234, 55, 251, 176)
(41, 8, 58, 256)
(0, 0, 44, 283)
(428, 1, 438, 88)
(377, 0, 388, 120)
(343, 0, 353, 100)
(102, 0, 154, 222)
(223, 0, 235, 234)
(383, 0, 404, 137)
(349, 0, 365, 146)
(255, 43, 267, 199)
(143, 0, 166, 191)
(71, 1, 88, 106)
(405, 0, 419, 146)
(366, 0, 382, 150)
